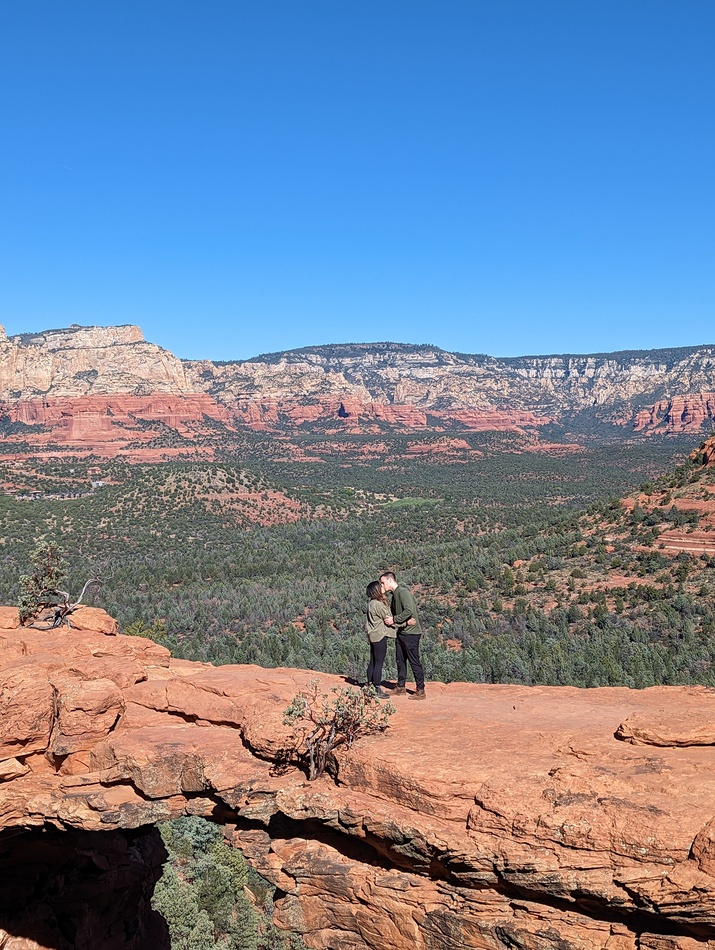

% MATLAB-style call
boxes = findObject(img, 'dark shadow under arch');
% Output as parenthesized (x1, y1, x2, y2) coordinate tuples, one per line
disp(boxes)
(0, 825, 170, 949)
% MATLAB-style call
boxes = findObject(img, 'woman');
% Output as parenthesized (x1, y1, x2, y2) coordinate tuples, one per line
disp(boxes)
(365, 580, 395, 699)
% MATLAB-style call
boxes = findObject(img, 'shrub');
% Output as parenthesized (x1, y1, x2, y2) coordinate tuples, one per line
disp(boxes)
(18, 541, 67, 624)
(153, 816, 304, 950)
(283, 681, 395, 780)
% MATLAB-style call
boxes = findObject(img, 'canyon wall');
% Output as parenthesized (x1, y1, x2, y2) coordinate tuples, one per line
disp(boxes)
(0, 324, 192, 398)
(2, 613, 715, 950)
(186, 342, 715, 417)
(1, 326, 715, 447)
(635, 393, 715, 433)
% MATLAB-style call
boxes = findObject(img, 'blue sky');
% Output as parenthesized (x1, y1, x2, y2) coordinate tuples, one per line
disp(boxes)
(1, 1, 713, 361)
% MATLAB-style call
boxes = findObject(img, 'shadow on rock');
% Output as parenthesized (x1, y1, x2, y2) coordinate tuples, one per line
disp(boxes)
(0, 825, 170, 950)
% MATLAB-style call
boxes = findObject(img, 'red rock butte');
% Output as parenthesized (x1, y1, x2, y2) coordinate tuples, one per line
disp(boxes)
(2, 609, 715, 950)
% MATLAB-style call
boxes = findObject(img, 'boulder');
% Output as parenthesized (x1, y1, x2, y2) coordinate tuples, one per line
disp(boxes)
(0, 606, 20, 629)
(67, 606, 119, 635)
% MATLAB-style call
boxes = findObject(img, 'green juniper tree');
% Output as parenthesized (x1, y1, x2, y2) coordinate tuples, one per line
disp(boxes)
(284, 681, 395, 780)
(152, 817, 304, 950)
(18, 541, 67, 624)
(17, 540, 100, 627)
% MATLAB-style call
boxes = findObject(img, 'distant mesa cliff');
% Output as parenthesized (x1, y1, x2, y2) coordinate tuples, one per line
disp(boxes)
(0, 324, 191, 397)
(3, 616, 715, 949)
(1, 324, 715, 453)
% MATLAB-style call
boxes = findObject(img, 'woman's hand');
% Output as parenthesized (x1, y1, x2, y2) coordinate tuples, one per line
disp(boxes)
(384, 615, 394, 626)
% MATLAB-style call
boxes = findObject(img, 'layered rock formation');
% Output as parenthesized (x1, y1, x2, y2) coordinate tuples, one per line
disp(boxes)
(0, 325, 238, 457)
(699, 435, 715, 466)
(2, 612, 715, 950)
(634, 394, 715, 433)
(1, 326, 715, 453)
(622, 435, 715, 558)
(185, 341, 715, 433)
(1, 394, 237, 461)
(0, 324, 191, 398)
(191, 342, 715, 415)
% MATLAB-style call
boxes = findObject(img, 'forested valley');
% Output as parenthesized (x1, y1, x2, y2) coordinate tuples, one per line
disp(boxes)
(1, 428, 714, 689)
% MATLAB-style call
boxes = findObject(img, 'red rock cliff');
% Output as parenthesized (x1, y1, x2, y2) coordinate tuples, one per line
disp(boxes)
(2, 612, 715, 950)
(4, 327, 715, 449)
(634, 393, 715, 433)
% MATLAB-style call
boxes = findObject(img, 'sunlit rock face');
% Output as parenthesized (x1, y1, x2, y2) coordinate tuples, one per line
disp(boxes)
(1, 328, 715, 450)
(3, 613, 715, 949)
(0, 325, 192, 398)
(699, 434, 715, 466)
(186, 342, 715, 431)
(634, 393, 715, 432)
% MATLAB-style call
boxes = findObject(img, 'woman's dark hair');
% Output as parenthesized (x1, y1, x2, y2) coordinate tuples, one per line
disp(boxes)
(366, 580, 386, 604)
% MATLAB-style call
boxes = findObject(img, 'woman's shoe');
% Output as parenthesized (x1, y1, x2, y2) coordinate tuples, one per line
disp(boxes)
(375, 688, 390, 699)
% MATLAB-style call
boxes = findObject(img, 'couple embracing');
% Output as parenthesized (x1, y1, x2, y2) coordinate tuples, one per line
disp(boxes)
(365, 571, 426, 701)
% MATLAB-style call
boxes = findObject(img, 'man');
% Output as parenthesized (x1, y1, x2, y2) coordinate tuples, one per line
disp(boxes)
(379, 571, 426, 701)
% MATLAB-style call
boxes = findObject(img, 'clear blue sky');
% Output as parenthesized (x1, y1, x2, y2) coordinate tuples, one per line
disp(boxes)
(1, 1, 713, 360)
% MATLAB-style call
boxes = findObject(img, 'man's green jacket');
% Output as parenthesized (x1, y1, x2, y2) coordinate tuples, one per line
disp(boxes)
(390, 583, 421, 634)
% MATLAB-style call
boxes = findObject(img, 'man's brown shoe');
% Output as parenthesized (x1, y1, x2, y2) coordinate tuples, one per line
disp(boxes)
(392, 686, 407, 695)
(409, 689, 426, 701)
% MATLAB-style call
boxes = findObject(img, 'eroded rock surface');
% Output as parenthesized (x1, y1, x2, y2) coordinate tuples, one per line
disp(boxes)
(2, 328, 715, 450)
(2, 616, 715, 950)
(634, 394, 715, 433)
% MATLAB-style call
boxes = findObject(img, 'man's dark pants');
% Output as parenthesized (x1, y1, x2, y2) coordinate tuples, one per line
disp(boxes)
(395, 632, 425, 690)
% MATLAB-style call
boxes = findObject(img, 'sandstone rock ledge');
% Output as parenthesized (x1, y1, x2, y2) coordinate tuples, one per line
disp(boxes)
(2, 618, 715, 950)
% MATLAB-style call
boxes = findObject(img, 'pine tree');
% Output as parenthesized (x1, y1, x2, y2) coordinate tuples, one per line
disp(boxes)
(187, 910, 217, 950)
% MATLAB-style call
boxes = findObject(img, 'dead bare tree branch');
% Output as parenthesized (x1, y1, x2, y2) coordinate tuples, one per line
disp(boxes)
(29, 578, 102, 630)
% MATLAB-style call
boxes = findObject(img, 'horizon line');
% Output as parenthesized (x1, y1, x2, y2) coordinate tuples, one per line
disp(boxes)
(3, 321, 714, 365)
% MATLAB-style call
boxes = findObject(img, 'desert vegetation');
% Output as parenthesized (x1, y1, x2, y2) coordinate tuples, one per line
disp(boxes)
(283, 682, 395, 780)
(4, 428, 715, 948)
(2, 430, 714, 688)
(153, 816, 305, 950)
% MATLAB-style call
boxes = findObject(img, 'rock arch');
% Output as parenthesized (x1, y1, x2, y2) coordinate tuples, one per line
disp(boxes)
(3, 619, 715, 950)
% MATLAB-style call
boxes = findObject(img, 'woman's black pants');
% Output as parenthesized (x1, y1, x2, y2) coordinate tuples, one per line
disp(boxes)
(366, 637, 388, 687)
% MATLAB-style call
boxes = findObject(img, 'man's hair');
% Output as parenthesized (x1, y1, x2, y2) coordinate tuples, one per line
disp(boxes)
(380, 571, 397, 583)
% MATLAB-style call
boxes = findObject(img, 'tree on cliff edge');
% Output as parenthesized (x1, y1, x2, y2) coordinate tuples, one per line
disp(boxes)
(18, 541, 100, 627)
(284, 681, 395, 780)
